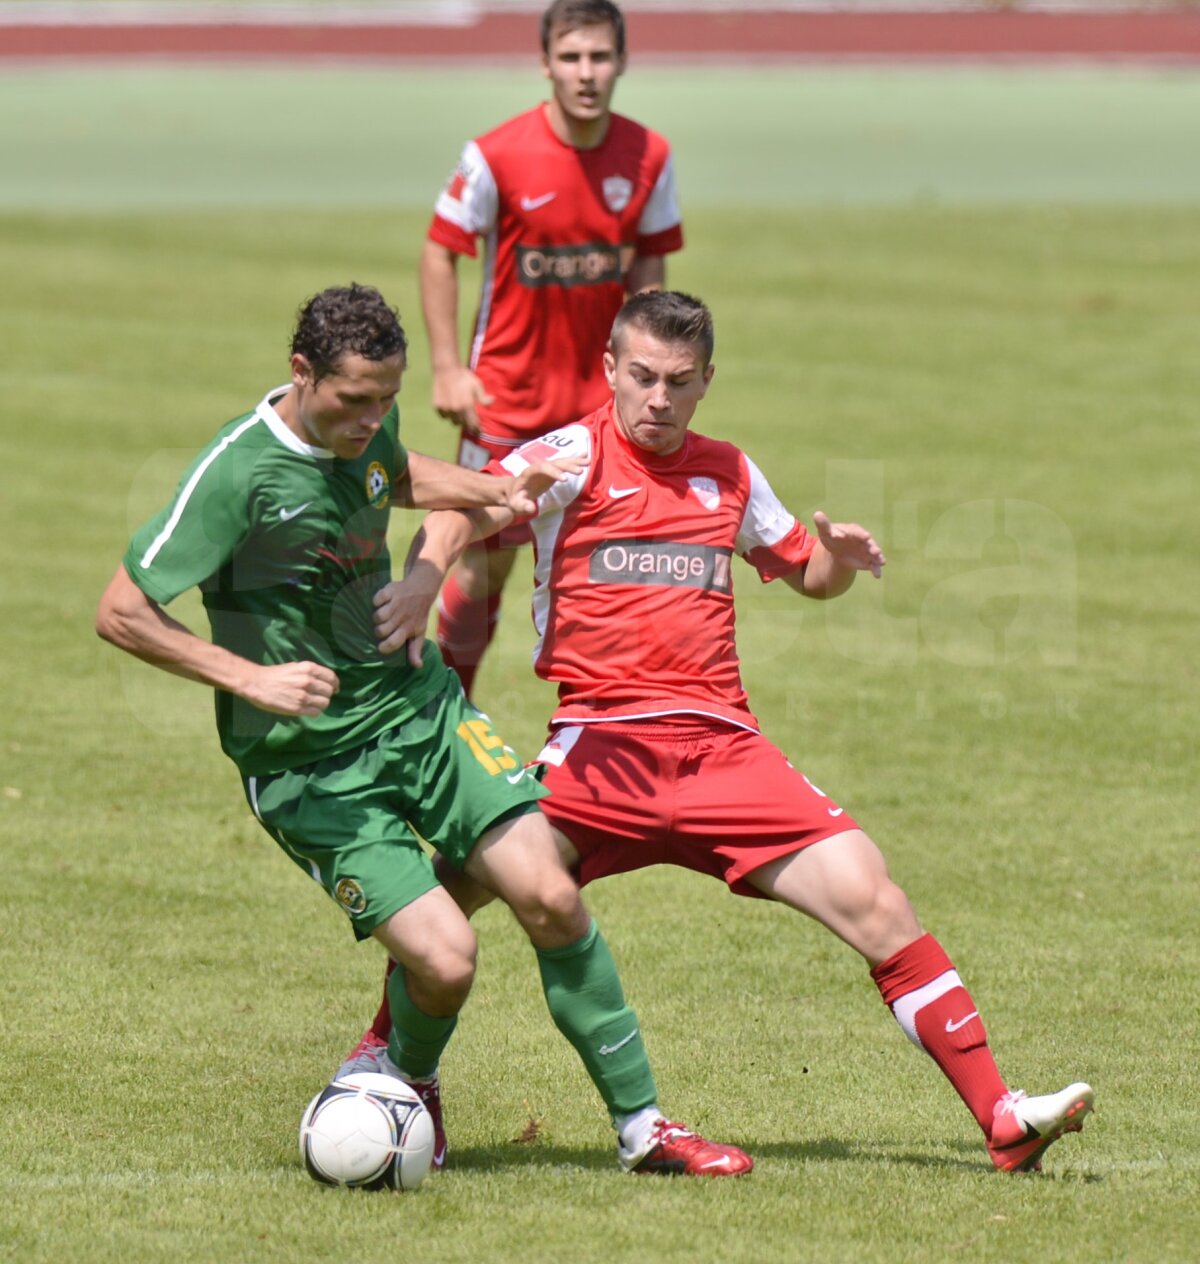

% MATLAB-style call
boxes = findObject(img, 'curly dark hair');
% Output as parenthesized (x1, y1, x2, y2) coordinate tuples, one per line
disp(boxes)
(540, 0, 626, 57)
(611, 290, 714, 365)
(290, 284, 408, 382)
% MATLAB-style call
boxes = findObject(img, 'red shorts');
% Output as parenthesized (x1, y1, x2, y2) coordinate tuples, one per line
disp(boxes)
(534, 719, 859, 898)
(458, 433, 532, 550)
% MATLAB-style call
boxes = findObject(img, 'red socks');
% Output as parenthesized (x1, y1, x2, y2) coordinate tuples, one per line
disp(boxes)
(435, 572, 502, 698)
(871, 933, 1007, 1136)
(369, 959, 398, 1042)
(373, 934, 1005, 1136)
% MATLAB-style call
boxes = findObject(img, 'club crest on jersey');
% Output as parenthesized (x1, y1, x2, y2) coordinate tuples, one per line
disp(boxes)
(688, 477, 721, 511)
(602, 176, 633, 213)
(365, 461, 389, 508)
(334, 878, 367, 915)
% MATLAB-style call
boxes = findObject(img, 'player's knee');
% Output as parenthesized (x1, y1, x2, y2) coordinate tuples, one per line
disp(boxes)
(854, 880, 922, 962)
(421, 940, 477, 1008)
(830, 865, 907, 931)
(874, 879, 919, 934)
(512, 871, 589, 947)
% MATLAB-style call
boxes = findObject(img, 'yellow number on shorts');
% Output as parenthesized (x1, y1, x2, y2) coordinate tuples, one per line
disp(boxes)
(456, 719, 519, 775)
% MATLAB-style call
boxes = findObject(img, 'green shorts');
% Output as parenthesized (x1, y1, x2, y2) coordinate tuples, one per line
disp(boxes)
(243, 685, 547, 940)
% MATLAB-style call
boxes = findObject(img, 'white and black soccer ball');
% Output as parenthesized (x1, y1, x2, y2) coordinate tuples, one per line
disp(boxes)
(299, 1071, 435, 1191)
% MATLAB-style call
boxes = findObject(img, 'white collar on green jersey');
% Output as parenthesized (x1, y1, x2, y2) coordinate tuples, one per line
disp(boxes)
(256, 385, 335, 459)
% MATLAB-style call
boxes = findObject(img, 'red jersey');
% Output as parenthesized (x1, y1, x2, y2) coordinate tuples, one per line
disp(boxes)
(494, 402, 815, 730)
(429, 105, 682, 446)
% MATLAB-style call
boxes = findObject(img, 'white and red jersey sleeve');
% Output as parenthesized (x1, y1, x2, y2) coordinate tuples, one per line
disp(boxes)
(428, 106, 683, 445)
(429, 140, 499, 252)
(637, 152, 682, 253)
(735, 454, 816, 580)
(493, 405, 813, 730)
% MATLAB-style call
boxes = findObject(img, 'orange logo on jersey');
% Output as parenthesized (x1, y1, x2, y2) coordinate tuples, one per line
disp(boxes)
(589, 539, 733, 593)
(516, 243, 621, 288)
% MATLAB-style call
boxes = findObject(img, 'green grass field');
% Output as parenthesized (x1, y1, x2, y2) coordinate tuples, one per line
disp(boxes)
(1, 64, 1198, 1263)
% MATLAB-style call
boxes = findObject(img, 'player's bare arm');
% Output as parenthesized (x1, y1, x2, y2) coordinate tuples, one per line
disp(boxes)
(95, 566, 339, 716)
(397, 450, 585, 515)
(625, 253, 665, 295)
(788, 510, 887, 600)
(379, 444, 586, 663)
(420, 239, 494, 435)
(375, 503, 512, 665)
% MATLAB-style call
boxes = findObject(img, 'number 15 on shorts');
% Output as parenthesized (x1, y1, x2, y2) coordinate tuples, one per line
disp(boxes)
(456, 718, 519, 775)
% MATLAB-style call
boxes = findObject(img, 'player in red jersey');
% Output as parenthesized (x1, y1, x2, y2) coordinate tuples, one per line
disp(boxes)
(423, 0, 683, 698)
(354, 291, 1095, 1175)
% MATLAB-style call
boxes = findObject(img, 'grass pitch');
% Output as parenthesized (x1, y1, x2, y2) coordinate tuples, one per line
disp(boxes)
(1, 64, 1198, 1264)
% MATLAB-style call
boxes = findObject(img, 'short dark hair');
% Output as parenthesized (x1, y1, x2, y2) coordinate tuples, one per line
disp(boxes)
(290, 284, 407, 382)
(541, 0, 626, 57)
(611, 291, 714, 365)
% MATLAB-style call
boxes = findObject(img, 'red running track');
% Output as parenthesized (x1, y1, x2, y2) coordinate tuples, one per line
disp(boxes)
(3, 9, 1200, 62)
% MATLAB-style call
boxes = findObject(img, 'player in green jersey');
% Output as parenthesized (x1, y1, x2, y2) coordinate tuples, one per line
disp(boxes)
(95, 283, 751, 1178)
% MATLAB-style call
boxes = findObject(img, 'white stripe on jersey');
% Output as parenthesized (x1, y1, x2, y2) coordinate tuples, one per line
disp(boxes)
(735, 453, 798, 554)
(471, 224, 500, 371)
(637, 152, 681, 237)
(138, 414, 262, 570)
(558, 707, 760, 733)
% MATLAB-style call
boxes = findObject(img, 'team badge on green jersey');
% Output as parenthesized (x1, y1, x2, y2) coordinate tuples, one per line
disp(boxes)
(365, 461, 389, 509)
(335, 878, 368, 914)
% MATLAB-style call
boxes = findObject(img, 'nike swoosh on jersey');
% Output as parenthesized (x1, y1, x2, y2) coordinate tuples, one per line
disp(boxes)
(520, 192, 557, 211)
(944, 1011, 980, 1033)
(278, 502, 313, 521)
(607, 484, 642, 499)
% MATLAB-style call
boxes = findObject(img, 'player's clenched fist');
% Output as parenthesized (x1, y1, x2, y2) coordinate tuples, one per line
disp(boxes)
(242, 661, 340, 717)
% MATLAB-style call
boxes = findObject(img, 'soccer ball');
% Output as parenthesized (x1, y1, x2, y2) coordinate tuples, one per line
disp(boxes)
(299, 1071, 435, 1191)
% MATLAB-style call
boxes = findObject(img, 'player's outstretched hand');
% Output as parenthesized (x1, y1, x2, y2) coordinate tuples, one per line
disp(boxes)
(504, 454, 587, 516)
(433, 365, 494, 437)
(242, 661, 340, 716)
(374, 580, 437, 668)
(813, 510, 886, 579)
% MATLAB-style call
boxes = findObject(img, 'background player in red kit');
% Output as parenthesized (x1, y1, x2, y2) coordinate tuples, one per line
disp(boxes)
(423, 0, 683, 697)
(358, 291, 1096, 1175)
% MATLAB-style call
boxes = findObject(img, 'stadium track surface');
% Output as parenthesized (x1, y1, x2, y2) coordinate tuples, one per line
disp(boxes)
(3, 5, 1200, 62)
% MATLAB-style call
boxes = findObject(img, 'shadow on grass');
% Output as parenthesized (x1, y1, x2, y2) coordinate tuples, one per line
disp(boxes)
(439, 1136, 1102, 1182)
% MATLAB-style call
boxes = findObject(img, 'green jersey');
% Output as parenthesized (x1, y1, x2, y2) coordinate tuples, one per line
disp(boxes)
(125, 386, 447, 776)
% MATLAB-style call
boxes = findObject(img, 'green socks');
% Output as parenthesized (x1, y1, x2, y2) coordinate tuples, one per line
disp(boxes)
(536, 919, 658, 1120)
(386, 968, 458, 1080)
